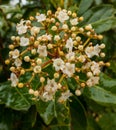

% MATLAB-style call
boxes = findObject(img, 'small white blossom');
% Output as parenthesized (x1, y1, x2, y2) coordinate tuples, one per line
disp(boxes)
(16, 20, 28, 35)
(12, 49, 20, 59)
(57, 10, 69, 23)
(91, 62, 100, 75)
(85, 44, 101, 58)
(70, 18, 78, 25)
(86, 76, 99, 87)
(14, 58, 22, 67)
(33, 66, 41, 73)
(31, 26, 40, 35)
(78, 55, 86, 63)
(41, 34, 52, 41)
(20, 37, 29, 46)
(37, 45, 47, 57)
(10, 73, 19, 87)
(45, 79, 58, 93)
(53, 58, 65, 71)
(58, 90, 72, 102)
(62, 63, 75, 77)
(36, 14, 46, 22)
(66, 38, 73, 51)
(66, 51, 75, 60)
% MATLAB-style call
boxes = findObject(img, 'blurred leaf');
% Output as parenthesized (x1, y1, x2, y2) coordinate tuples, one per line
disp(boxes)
(92, 17, 116, 33)
(70, 96, 87, 130)
(98, 112, 116, 130)
(36, 100, 71, 129)
(83, 86, 116, 107)
(78, 0, 94, 15)
(109, 60, 116, 74)
(100, 73, 116, 93)
(87, 115, 101, 130)
(0, 81, 31, 111)
(36, 100, 55, 125)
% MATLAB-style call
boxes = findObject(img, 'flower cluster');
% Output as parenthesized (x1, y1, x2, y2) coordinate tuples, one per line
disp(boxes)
(6, 8, 110, 102)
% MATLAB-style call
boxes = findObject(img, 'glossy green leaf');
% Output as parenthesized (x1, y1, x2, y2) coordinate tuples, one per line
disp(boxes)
(100, 73, 116, 93)
(98, 113, 116, 130)
(92, 17, 116, 33)
(36, 100, 55, 125)
(36, 100, 71, 129)
(0, 81, 31, 111)
(87, 115, 101, 130)
(78, 0, 94, 15)
(109, 60, 116, 74)
(83, 86, 116, 107)
(70, 96, 87, 130)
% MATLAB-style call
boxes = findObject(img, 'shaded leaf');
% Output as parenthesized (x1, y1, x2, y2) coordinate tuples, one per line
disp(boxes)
(83, 86, 116, 107)
(100, 73, 116, 93)
(78, 0, 94, 15)
(0, 81, 31, 111)
(98, 113, 116, 130)
(70, 96, 87, 130)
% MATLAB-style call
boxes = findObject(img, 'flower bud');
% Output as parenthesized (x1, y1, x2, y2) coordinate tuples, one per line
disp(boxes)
(34, 90, 39, 97)
(75, 89, 81, 96)
(51, 26, 57, 31)
(18, 83, 24, 88)
(100, 43, 105, 49)
(54, 73, 59, 78)
(24, 56, 30, 62)
(36, 58, 42, 64)
(29, 88, 34, 94)
(40, 77, 45, 83)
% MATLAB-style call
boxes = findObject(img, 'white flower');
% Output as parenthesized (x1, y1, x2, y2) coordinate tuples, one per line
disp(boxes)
(57, 10, 69, 23)
(31, 26, 40, 35)
(70, 18, 78, 25)
(45, 79, 58, 93)
(20, 37, 29, 46)
(16, 20, 28, 35)
(12, 49, 20, 59)
(10, 73, 19, 87)
(53, 58, 65, 71)
(36, 14, 46, 22)
(94, 44, 101, 56)
(62, 63, 75, 77)
(33, 66, 41, 73)
(14, 58, 22, 67)
(41, 34, 52, 41)
(78, 55, 86, 63)
(91, 62, 100, 75)
(85, 44, 101, 58)
(54, 35, 60, 41)
(66, 51, 75, 60)
(66, 38, 73, 51)
(37, 45, 47, 57)
(85, 46, 94, 58)
(86, 76, 99, 87)
(82, 62, 92, 70)
(58, 90, 72, 102)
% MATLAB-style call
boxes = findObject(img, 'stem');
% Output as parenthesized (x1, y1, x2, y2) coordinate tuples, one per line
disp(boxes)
(83, 38, 90, 47)
(20, 49, 28, 56)
(59, 74, 66, 83)
(41, 59, 52, 68)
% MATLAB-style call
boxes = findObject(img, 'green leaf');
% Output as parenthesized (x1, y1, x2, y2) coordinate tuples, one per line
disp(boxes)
(92, 17, 116, 33)
(36, 100, 55, 125)
(83, 86, 116, 107)
(78, 0, 94, 15)
(87, 115, 101, 130)
(70, 96, 87, 130)
(36, 100, 71, 129)
(0, 81, 31, 111)
(98, 112, 116, 130)
(100, 73, 116, 93)
(109, 60, 116, 74)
